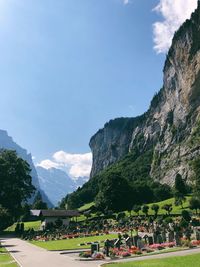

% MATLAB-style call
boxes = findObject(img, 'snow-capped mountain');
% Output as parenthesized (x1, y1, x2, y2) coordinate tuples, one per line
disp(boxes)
(36, 166, 88, 205)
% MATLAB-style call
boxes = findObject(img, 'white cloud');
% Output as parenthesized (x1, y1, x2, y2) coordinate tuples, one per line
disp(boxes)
(153, 0, 197, 54)
(37, 151, 92, 179)
(37, 159, 61, 170)
(123, 0, 129, 5)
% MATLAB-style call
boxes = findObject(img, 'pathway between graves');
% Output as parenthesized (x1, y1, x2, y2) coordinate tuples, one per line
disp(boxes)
(2, 237, 200, 267)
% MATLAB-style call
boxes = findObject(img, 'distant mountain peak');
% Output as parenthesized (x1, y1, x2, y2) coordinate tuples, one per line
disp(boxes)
(0, 129, 53, 207)
(36, 166, 88, 206)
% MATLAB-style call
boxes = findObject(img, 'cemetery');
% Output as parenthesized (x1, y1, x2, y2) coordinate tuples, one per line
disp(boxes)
(12, 205, 200, 263)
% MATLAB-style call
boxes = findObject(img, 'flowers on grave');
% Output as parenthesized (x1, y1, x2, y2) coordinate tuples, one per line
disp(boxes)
(109, 249, 117, 258)
(33, 231, 109, 242)
(34, 236, 49, 242)
(181, 239, 192, 248)
(92, 252, 105, 260)
(149, 242, 175, 250)
(109, 246, 140, 258)
(79, 251, 91, 258)
(149, 244, 164, 250)
(121, 251, 131, 257)
(165, 242, 176, 248)
(191, 240, 200, 246)
(129, 246, 140, 254)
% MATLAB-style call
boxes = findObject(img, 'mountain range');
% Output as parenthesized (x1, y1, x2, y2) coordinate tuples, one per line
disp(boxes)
(0, 129, 87, 206)
(0, 130, 53, 206)
(36, 166, 87, 205)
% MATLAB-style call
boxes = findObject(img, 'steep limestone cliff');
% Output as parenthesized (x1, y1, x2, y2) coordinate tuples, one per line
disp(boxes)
(89, 116, 146, 177)
(90, 3, 200, 185)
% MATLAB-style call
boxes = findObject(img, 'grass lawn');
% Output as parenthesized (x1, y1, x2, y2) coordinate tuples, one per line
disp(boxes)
(149, 196, 191, 215)
(78, 202, 94, 211)
(104, 253, 200, 267)
(0, 246, 6, 253)
(125, 196, 191, 216)
(79, 196, 192, 218)
(0, 248, 18, 267)
(6, 220, 41, 232)
(30, 233, 117, 250)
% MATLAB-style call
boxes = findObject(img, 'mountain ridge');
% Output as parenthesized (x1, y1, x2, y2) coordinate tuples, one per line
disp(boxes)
(36, 166, 87, 206)
(0, 129, 53, 207)
(89, 2, 200, 185)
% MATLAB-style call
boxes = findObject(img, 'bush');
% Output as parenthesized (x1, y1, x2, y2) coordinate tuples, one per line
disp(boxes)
(182, 210, 191, 222)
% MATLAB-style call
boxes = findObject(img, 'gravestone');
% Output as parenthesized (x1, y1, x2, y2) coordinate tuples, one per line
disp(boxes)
(114, 239, 121, 249)
(157, 234, 163, 244)
(161, 230, 167, 243)
(126, 237, 132, 249)
(195, 229, 200, 241)
(185, 228, 192, 241)
(143, 235, 148, 244)
(137, 238, 145, 250)
(104, 239, 110, 257)
(133, 236, 139, 247)
(148, 236, 153, 245)
(91, 243, 100, 254)
(175, 232, 181, 246)
(153, 232, 158, 244)
(168, 231, 174, 242)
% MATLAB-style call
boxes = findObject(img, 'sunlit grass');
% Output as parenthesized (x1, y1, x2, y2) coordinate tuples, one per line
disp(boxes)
(30, 233, 117, 250)
(6, 220, 41, 232)
(0, 247, 18, 266)
(104, 253, 200, 267)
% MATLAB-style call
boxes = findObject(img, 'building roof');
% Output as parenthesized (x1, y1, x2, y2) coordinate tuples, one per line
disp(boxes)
(40, 210, 80, 217)
(30, 209, 41, 217)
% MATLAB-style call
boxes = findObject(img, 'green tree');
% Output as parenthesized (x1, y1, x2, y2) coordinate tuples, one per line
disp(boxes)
(84, 210, 91, 222)
(116, 212, 126, 221)
(132, 205, 141, 216)
(21, 203, 31, 222)
(0, 149, 35, 223)
(142, 205, 149, 216)
(174, 192, 186, 209)
(95, 171, 133, 212)
(189, 197, 200, 215)
(151, 204, 159, 217)
(162, 204, 173, 215)
(181, 210, 191, 222)
(0, 205, 12, 231)
(190, 158, 200, 197)
(32, 192, 48, 209)
(153, 183, 172, 201)
(174, 174, 186, 208)
(174, 174, 187, 195)
(59, 195, 69, 209)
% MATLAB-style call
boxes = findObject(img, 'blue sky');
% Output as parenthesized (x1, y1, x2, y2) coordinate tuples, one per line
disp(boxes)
(0, 0, 197, 177)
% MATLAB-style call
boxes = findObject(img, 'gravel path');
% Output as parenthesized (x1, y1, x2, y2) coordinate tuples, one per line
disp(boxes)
(1, 237, 200, 267)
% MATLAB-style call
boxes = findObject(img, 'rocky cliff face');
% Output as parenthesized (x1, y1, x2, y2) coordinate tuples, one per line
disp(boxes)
(89, 117, 145, 177)
(90, 3, 200, 185)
